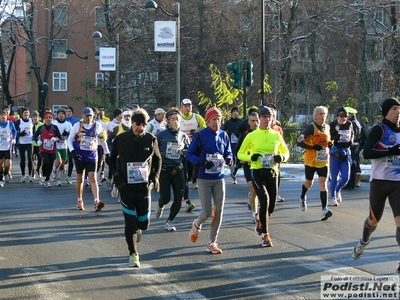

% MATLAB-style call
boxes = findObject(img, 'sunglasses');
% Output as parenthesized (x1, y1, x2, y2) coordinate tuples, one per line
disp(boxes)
(338, 114, 348, 118)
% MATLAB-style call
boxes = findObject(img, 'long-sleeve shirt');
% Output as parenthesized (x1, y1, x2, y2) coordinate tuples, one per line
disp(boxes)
(156, 126, 190, 165)
(237, 127, 289, 173)
(185, 126, 232, 180)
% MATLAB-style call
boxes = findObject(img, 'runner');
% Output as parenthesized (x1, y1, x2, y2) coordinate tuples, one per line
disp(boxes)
(0, 110, 17, 187)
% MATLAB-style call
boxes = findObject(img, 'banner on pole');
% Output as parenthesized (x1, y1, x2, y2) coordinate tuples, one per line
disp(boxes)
(99, 47, 116, 71)
(154, 21, 176, 52)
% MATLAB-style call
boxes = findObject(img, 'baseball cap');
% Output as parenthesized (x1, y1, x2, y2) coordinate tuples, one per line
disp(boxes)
(155, 108, 166, 115)
(181, 98, 192, 105)
(82, 107, 94, 116)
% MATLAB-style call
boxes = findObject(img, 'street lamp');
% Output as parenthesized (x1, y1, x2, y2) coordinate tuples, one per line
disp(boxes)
(145, 0, 180, 107)
(92, 31, 120, 109)
(66, 48, 89, 106)
(29, 64, 48, 116)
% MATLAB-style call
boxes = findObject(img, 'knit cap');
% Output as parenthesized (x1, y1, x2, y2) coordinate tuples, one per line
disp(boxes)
(205, 106, 222, 123)
(381, 98, 400, 117)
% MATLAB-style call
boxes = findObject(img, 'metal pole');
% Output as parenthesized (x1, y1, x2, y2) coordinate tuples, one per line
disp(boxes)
(116, 33, 120, 108)
(261, 0, 265, 106)
(85, 50, 89, 106)
(176, 3, 181, 107)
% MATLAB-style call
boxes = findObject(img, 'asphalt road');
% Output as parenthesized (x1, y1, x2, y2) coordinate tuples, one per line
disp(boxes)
(0, 159, 397, 300)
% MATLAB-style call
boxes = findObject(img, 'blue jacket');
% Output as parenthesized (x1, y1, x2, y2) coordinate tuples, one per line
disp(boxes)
(185, 126, 233, 180)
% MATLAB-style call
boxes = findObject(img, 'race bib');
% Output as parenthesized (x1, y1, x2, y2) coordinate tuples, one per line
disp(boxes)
(338, 130, 351, 143)
(0, 130, 10, 141)
(231, 133, 239, 144)
(80, 136, 97, 151)
(127, 162, 149, 184)
(387, 155, 400, 168)
(43, 139, 54, 151)
(261, 154, 274, 168)
(166, 142, 181, 160)
(316, 148, 328, 162)
(205, 154, 224, 174)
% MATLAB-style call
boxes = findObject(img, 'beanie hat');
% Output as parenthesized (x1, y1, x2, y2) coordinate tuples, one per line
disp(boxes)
(113, 108, 123, 118)
(381, 98, 400, 117)
(258, 106, 272, 116)
(337, 106, 348, 116)
(231, 106, 239, 113)
(205, 106, 222, 123)
(44, 111, 53, 118)
(31, 110, 40, 117)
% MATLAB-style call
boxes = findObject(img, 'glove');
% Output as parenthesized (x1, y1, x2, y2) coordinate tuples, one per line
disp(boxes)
(11, 139, 16, 145)
(37, 140, 42, 147)
(225, 157, 233, 167)
(388, 144, 400, 155)
(51, 137, 59, 142)
(71, 150, 82, 161)
(19, 131, 27, 137)
(251, 153, 261, 162)
(273, 155, 282, 163)
(313, 144, 324, 151)
(62, 130, 69, 137)
(205, 160, 214, 170)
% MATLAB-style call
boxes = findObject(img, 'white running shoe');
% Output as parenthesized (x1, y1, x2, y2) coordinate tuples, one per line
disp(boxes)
(165, 221, 176, 231)
(111, 184, 119, 198)
(329, 197, 339, 206)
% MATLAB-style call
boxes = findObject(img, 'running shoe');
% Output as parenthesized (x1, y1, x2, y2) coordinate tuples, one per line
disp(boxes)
(321, 208, 333, 221)
(106, 178, 111, 187)
(77, 200, 84, 211)
(39, 177, 45, 186)
(155, 205, 164, 218)
(277, 195, 285, 202)
(5, 175, 10, 182)
(189, 219, 201, 243)
(299, 196, 307, 212)
(56, 179, 62, 186)
(50, 172, 56, 182)
(94, 200, 105, 212)
(28, 176, 34, 182)
(111, 184, 119, 198)
(232, 178, 238, 184)
(165, 221, 176, 231)
(186, 201, 195, 213)
(84, 179, 89, 187)
(0, 181, 4, 188)
(21, 176, 26, 183)
(329, 197, 339, 207)
(128, 253, 140, 268)
(247, 193, 252, 211)
(136, 229, 142, 243)
(206, 241, 222, 254)
(261, 234, 273, 247)
(67, 177, 72, 184)
(44, 181, 51, 188)
(352, 239, 369, 260)
(251, 212, 256, 224)
(336, 191, 342, 203)
(193, 182, 198, 190)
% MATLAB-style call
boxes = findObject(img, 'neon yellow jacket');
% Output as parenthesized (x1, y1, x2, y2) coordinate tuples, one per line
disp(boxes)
(237, 127, 289, 172)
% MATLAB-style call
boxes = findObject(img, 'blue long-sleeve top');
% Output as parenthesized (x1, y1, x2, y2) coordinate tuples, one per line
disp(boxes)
(185, 126, 233, 180)
(156, 126, 190, 165)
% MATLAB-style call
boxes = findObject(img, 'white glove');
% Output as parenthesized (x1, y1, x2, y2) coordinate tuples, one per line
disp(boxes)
(11, 139, 16, 145)
(51, 137, 58, 142)
(37, 141, 42, 146)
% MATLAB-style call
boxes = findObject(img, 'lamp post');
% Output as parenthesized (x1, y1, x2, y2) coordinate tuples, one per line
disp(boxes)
(261, 0, 265, 106)
(29, 64, 48, 116)
(92, 31, 120, 109)
(145, 0, 180, 107)
(66, 48, 89, 106)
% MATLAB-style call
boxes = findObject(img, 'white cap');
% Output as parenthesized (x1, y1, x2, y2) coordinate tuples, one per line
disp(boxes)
(181, 98, 192, 105)
(155, 108, 166, 115)
(122, 110, 132, 116)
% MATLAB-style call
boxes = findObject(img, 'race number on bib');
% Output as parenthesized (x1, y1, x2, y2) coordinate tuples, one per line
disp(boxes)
(43, 139, 54, 151)
(166, 142, 181, 160)
(205, 154, 224, 174)
(261, 154, 274, 168)
(127, 162, 149, 184)
(80, 136, 96, 151)
(316, 148, 328, 162)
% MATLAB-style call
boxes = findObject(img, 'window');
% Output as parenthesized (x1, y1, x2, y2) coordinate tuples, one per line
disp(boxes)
(53, 6, 67, 27)
(53, 72, 67, 91)
(53, 39, 67, 59)
(95, 72, 109, 86)
(95, 7, 107, 27)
